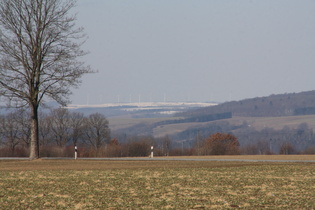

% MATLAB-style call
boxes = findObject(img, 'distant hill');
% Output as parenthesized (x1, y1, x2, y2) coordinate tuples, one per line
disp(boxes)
(176, 90, 315, 118)
(107, 91, 315, 153)
(66, 102, 216, 118)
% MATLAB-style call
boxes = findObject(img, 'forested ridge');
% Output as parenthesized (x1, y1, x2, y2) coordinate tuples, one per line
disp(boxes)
(177, 90, 315, 118)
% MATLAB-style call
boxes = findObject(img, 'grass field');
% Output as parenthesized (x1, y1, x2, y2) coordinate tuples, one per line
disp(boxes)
(0, 158, 314, 209)
(128, 114, 315, 138)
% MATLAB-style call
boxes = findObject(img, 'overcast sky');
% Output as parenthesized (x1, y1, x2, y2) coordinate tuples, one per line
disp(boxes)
(71, 0, 315, 105)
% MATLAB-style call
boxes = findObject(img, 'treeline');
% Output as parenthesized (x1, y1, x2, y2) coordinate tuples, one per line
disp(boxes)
(0, 108, 175, 157)
(1, 108, 315, 157)
(0, 108, 110, 157)
(169, 121, 315, 155)
(294, 107, 315, 115)
(235, 122, 315, 155)
(103, 120, 315, 156)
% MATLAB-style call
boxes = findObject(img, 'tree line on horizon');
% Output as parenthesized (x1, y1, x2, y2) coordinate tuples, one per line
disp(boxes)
(0, 108, 239, 157)
(166, 120, 315, 155)
(1, 108, 315, 157)
(0, 108, 234, 157)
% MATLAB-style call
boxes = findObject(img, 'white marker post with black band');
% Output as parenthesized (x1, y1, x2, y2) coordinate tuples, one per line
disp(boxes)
(150, 146, 154, 158)
(75, 146, 78, 160)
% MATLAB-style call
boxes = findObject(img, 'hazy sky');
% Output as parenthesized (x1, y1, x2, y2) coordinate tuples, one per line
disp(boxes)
(71, 0, 315, 104)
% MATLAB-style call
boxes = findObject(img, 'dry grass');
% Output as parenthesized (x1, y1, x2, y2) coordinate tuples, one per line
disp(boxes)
(0, 159, 314, 209)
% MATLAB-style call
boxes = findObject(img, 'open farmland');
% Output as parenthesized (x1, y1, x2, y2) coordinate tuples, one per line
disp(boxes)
(108, 114, 315, 138)
(153, 115, 315, 138)
(0, 159, 315, 209)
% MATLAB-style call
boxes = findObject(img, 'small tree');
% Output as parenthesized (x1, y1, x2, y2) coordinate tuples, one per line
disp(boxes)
(162, 135, 171, 156)
(279, 142, 296, 155)
(84, 113, 110, 155)
(204, 133, 240, 155)
(194, 131, 204, 156)
(68, 111, 86, 146)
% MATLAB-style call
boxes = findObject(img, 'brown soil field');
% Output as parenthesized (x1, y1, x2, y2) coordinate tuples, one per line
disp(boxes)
(0, 159, 270, 171)
(1, 158, 314, 209)
(0, 155, 314, 171)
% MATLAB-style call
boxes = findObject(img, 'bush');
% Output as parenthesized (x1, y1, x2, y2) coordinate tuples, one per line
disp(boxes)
(204, 133, 240, 155)
(279, 142, 296, 155)
(0, 147, 28, 157)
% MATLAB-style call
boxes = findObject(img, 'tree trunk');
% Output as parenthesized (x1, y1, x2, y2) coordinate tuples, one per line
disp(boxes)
(29, 104, 40, 160)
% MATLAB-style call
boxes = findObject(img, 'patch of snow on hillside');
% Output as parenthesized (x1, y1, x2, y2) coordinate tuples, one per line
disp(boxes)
(66, 102, 216, 110)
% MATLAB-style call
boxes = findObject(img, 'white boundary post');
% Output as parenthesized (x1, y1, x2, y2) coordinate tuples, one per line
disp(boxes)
(150, 146, 154, 158)
(75, 146, 78, 160)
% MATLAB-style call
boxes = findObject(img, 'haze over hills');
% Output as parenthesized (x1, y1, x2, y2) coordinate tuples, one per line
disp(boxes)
(106, 90, 315, 153)
(66, 102, 216, 118)
(66, 90, 315, 119)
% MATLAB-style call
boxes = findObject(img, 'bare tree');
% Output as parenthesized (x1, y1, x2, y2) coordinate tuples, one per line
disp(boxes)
(38, 112, 53, 147)
(162, 135, 171, 156)
(50, 108, 70, 148)
(84, 113, 110, 153)
(68, 111, 86, 146)
(0, 111, 21, 153)
(14, 109, 31, 148)
(0, 0, 92, 159)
